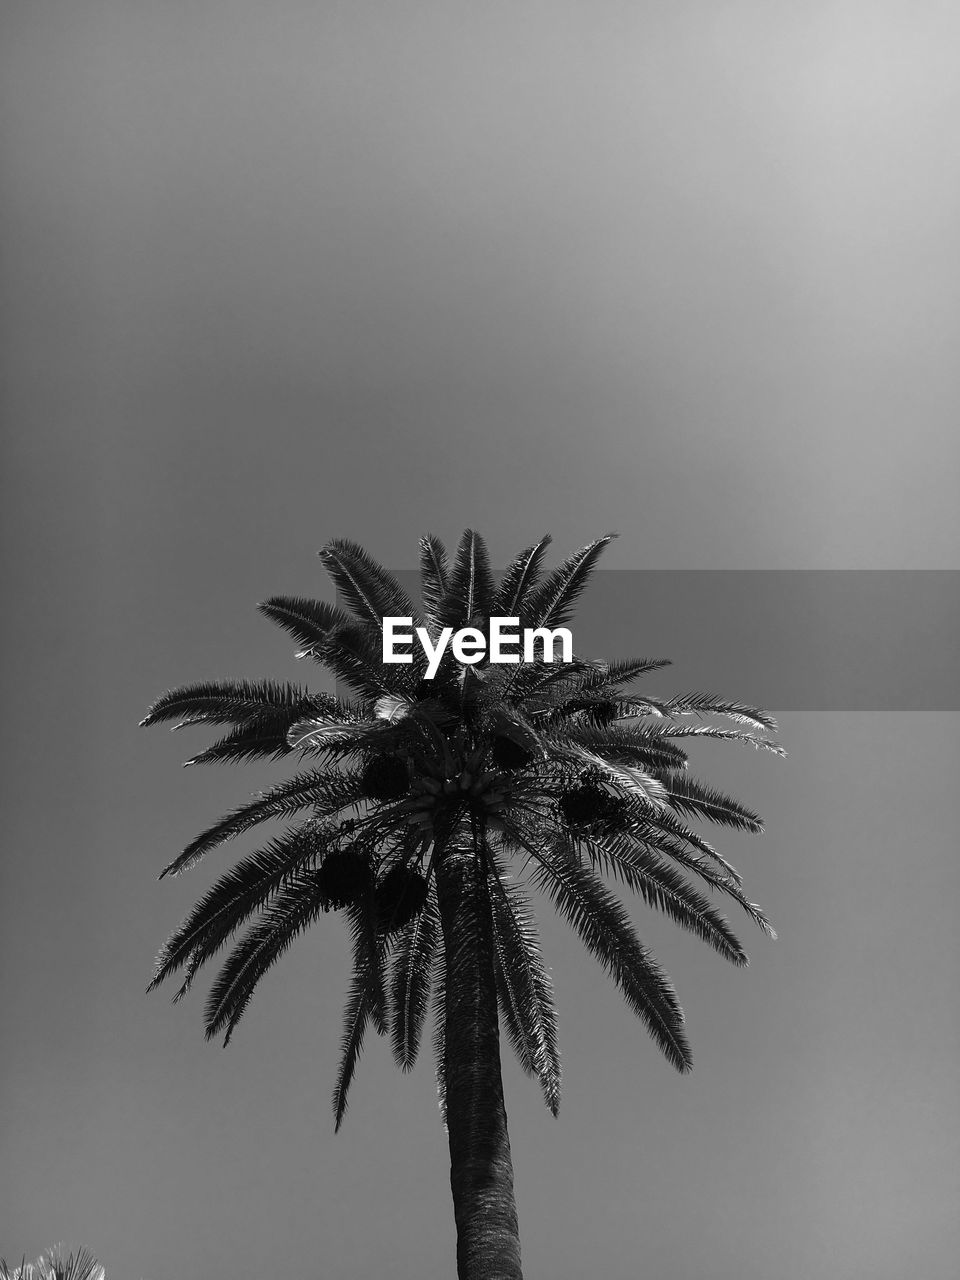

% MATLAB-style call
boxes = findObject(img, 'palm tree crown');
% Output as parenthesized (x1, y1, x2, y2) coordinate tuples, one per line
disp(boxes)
(143, 531, 779, 1279)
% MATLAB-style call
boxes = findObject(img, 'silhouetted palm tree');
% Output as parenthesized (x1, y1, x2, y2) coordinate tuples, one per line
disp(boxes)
(143, 532, 779, 1280)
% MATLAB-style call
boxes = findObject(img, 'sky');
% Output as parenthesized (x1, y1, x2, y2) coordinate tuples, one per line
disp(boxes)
(1, 3, 959, 1277)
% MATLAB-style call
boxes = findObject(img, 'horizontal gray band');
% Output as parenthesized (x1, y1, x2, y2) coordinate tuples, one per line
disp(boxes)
(370, 570, 960, 711)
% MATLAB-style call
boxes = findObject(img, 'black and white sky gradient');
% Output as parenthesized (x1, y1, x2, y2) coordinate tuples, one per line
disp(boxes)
(2, 3, 959, 1277)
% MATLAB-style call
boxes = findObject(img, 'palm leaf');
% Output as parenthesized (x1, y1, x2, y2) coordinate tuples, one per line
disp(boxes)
(204, 873, 328, 1043)
(333, 895, 389, 1130)
(656, 723, 787, 756)
(331, 969, 372, 1133)
(521, 534, 617, 630)
(317, 632, 405, 698)
(318, 538, 417, 631)
(570, 746, 669, 809)
(389, 881, 440, 1070)
(149, 823, 328, 996)
(491, 535, 552, 617)
(182, 720, 296, 766)
(419, 533, 450, 625)
(504, 656, 608, 706)
(577, 657, 673, 690)
(488, 853, 561, 1114)
(569, 831, 749, 965)
(625, 828, 777, 937)
(374, 693, 414, 722)
(628, 805, 745, 884)
(663, 773, 764, 832)
(503, 819, 692, 1072)
(140, 679, 333, 730)
(558, 721, 690, 771)
(437, 529, 495, 628)
(257, 596, 355, 654)
(159, 768, 362, 878)
(285, 717, 368, 750)
(660, 692, 779, 733)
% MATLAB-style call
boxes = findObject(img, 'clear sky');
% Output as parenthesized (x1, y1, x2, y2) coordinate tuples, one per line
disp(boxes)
(2, 3, 958, 1277)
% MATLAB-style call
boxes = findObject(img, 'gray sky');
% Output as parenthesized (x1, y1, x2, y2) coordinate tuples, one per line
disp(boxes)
(2, 3, 958, 1277)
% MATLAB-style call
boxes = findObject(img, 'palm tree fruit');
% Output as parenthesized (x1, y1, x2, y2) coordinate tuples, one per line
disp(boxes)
(588, 698, 618, 726)
(491, 735, 532, 770)
(360, 753, 410, 800)
(316, 848, 371, 910)
(558, 781, 612, 827)
(600, 794, 628, 824)
(375, 863, 428, 932)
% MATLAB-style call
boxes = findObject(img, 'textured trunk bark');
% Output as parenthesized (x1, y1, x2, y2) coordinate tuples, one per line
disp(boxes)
(436, 844, 523, 1280)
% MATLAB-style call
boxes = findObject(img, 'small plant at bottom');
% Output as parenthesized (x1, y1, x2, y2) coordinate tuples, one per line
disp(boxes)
(0, 1246, 105, 1280)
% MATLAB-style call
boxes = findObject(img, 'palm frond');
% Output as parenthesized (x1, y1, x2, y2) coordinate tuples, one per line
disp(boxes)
(620, 801, 744, 879)
(656, 723, 787, 756)
(488, 852, 561, 1114)
(183, 721, 295, 766)
(149, 824, 327, 996)
(504, 656, 608, 706)
(659, 692, 778, 733)
(491, 535, 552, 618)
(570, 746, 669, 809)
(316, 630, 405, 698)
(389, 881, 440, 1070)
(159, 768, 361, 878)
(626, 828, 777, 937)
(521, 534, 617, 630)
(419, 533, 450, 625)
(331, 969, 372, 1133)
(558, 721, 690, 771)
(577, 657, 673, 691)
(204, 873, 328, 1043)
(503, 819, 691, 1072)
(257, 596, 355, 654)
(332, 895, 389, 1130)
(374, 693, 415, 722)
(569, 831, 749, 965)
(663, 773, 764, 832)
(319, 538, 417, 631)
(140, 679, 333, 730)
(437, 529, 495, 628)
(284, 717, 367, 751)
(263, 596, 414, 698)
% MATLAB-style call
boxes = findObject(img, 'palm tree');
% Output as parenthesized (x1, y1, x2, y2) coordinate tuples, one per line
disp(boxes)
(143, 531, 780, 1280)
(0, 1247, 106, 1280)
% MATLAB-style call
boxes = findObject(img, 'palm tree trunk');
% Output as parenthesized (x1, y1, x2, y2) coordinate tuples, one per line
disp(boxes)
(436, 843, 523, 1280)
